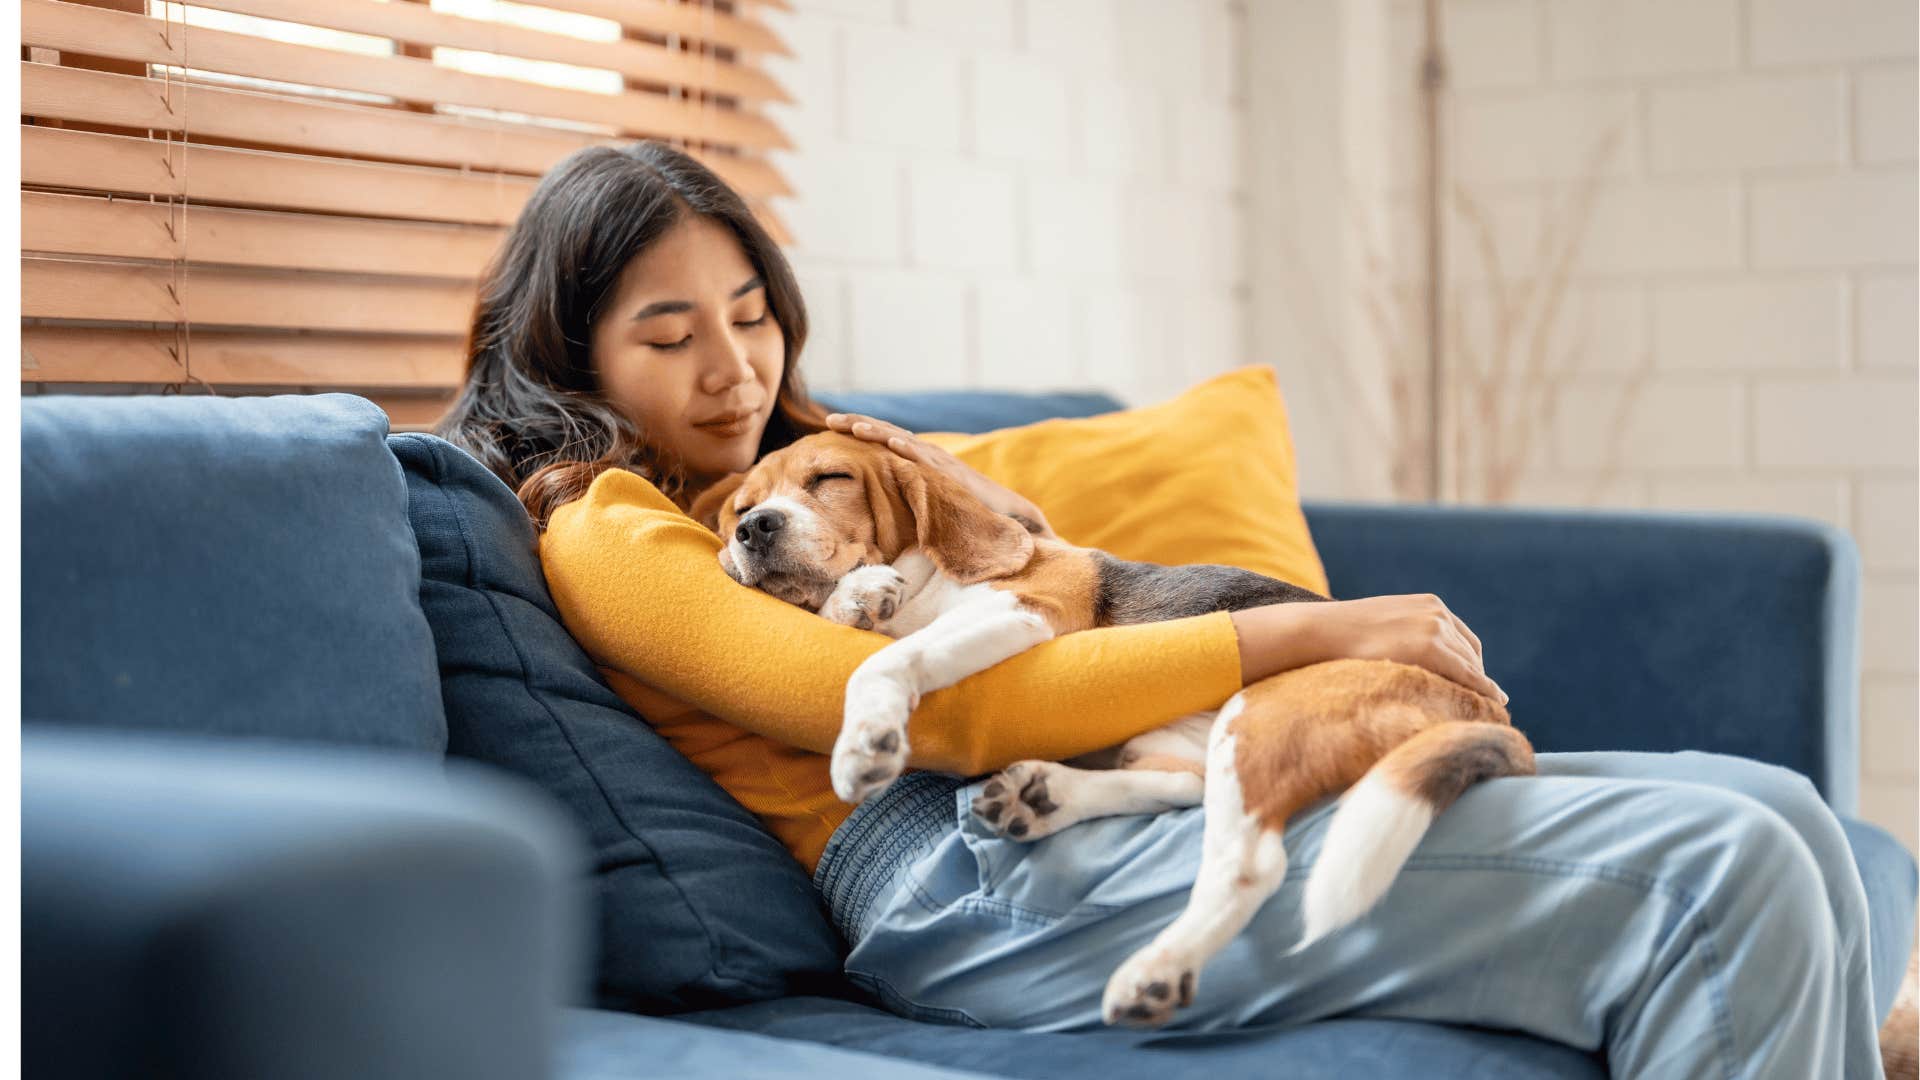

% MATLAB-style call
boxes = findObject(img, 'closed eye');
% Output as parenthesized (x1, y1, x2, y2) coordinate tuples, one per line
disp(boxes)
(807, 472, 855, 489)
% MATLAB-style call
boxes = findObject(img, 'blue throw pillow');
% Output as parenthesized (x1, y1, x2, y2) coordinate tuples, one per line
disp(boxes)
(388, 434, 847, 1013)
(22, 394, 444, 751)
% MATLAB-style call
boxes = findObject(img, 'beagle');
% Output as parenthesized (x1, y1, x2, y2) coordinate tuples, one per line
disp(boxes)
(694, 431, 1532, 1028)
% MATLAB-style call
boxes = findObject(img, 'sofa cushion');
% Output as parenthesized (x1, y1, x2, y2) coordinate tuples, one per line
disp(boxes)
(389, 433, 846, 1013)
(21, 394, 443, 751)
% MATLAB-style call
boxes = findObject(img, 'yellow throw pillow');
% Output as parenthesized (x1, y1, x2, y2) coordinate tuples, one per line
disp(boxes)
(923, 366, 1329, 595)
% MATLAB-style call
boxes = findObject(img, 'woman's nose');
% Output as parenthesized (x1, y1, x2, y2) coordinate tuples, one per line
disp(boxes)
(699, 333, 757, 395)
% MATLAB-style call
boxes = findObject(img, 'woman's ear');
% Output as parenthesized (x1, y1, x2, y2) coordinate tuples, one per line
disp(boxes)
(690, 472, 747, 534)
(887, 457, 1034, 584)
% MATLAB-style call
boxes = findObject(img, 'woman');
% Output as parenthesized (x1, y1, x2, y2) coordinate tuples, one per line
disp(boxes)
(440, 143, 1887, 1078)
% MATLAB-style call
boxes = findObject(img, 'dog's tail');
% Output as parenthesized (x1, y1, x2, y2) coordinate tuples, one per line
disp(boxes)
(1290, 721, 1534, 953)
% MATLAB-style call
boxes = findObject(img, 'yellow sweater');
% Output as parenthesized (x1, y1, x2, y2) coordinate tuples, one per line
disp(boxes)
(540, 467, 1245, 873)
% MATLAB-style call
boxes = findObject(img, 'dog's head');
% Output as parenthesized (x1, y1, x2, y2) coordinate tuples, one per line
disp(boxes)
(691, 432, 1035, 605)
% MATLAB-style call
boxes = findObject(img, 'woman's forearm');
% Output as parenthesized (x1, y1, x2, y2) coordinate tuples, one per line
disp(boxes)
(1229, 603, 1328, 685)
(1230, 596, 1507, 703)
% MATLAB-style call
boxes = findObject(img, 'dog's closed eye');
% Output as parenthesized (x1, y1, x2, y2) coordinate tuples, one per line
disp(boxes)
(808, 472, 855, 489)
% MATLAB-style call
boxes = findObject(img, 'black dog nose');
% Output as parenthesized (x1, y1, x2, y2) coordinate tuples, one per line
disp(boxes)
(735, 508, 786, 552)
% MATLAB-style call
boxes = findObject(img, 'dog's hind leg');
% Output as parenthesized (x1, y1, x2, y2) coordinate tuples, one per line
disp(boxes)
(972, 757, 1204, 841)
(1102, 694, 1290, 1027)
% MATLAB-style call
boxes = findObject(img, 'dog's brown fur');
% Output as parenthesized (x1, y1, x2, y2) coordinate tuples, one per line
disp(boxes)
(1230, 660, 1521, 831)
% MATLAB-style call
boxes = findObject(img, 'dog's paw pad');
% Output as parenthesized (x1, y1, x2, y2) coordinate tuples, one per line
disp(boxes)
(973, 762, 1066, 841)
(825, 566, 906, 631)
(830, 718, 910, 804)
(1103, 951, 1196, 1028)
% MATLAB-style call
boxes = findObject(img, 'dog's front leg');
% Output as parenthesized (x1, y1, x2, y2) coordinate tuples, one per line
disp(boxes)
(831, 591, 1054, 803)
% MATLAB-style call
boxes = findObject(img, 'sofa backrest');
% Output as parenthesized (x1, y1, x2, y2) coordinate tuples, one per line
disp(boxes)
(815, 389, 1123, 433)
(22, 394, 444, 751)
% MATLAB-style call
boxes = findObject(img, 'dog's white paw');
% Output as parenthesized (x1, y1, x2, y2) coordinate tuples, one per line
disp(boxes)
(820, 565, 906, 631)
(971, 761, 1068, 841)
(831, 677, 912, 803)
(1103, 946, 1197, 1028)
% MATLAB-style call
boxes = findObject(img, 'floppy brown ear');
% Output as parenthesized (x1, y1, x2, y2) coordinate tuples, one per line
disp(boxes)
(888, 457, 1034, 583)
(689, 472, 747, 534)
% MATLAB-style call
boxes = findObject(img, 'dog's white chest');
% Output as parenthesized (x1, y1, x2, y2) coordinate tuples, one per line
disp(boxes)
(882, 549, 989, 637)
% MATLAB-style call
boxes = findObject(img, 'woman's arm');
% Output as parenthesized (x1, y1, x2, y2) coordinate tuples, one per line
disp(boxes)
(541, 469, 1240, 777)
(1230, 596, 1506, 704)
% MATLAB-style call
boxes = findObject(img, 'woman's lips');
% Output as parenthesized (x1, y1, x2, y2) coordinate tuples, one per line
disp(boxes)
(693, 412, 756, 438)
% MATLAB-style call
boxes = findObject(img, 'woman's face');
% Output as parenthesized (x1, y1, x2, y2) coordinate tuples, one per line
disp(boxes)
(591, 212, 784, 489)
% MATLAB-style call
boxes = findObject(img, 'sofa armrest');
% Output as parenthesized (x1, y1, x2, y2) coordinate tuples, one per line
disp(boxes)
(1303, 502, 1861, 813)
(23, 727, 586, 1080)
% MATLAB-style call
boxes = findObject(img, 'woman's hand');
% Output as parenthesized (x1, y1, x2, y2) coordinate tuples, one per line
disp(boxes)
(1229, 594, 1507, 704)
(825, 413, 1056, 538)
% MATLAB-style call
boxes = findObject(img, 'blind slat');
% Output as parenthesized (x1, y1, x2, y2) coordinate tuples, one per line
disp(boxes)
(23, 0, 790, 149)
(19, 0, 793, 399)
(24, 258, 476, 334)
(21, 62, 791, 197)
(22, 192, 503, 278)
(22, 327, 188, 382)
(184, 0, 792, 103)
(24, 125, 531, 224)
(24, 326, 465, 387)
(507, 0, 790, 56)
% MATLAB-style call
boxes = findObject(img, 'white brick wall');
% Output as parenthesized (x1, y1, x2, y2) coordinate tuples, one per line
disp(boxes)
(1750, 173, 1918, 268)
(1646, 75, 1846, 173)
(1247, 0, 1917, 848)
(773, 0, 1913, 849)
(1854, 64, 1918, 164)
(1545, 0, 1738, 81)
(766, 0, 1246, 403)
(1650, 278, 1847, 371)
(1748, 0, 1919, 66)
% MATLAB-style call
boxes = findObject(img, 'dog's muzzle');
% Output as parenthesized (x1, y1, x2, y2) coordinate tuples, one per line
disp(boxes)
(725, 507, 788, 586)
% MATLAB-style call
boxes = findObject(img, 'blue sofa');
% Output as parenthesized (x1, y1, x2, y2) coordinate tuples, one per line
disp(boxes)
(22, 390, 1916, 1080)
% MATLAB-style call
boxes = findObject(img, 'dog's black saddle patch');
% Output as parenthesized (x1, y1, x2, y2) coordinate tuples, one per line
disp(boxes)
(1094, 555, 1328, 627)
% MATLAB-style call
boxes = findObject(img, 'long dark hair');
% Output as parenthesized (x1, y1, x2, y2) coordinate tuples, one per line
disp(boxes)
(436, 141, 825, 526)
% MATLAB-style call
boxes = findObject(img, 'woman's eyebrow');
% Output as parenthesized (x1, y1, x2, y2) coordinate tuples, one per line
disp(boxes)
(631, 299, 691, 321)
(630, 277, 764, 321)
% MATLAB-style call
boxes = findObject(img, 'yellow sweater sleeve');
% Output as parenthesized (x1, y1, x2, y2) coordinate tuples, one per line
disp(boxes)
(540, 468, 1245, 776)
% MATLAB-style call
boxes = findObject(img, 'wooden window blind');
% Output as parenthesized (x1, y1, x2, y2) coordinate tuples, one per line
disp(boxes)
(20, 0, 795, 428)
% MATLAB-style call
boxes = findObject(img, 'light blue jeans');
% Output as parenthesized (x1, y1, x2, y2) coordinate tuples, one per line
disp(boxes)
(818, 753, 1886, 1080)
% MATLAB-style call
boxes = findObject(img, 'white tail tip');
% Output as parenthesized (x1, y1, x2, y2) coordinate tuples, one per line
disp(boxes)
(1288, 775, 1434, 954)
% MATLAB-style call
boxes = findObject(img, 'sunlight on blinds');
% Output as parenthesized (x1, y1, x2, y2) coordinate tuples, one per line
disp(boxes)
(22, 0, 795, 428)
